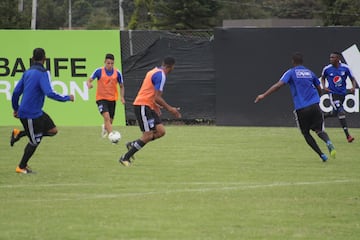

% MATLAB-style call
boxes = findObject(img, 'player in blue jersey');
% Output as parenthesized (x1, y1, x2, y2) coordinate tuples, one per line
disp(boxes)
(11, 48, 74, 174)
(321, 51, 357, 143)
(255, 52, 336, 162)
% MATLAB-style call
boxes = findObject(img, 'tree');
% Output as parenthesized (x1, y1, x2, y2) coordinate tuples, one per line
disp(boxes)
(36, 0, 66, 29)
(85, 8, 114, 29)
(154, 0, 221, 30)
(321, 0, 360, 26)
(217, 0, 270, 22)
(71, 0, 93, 28)
(128, 0, 157, 29)
(263, 0, 324, 19)
(121, 0, 135, 28)
(0, 0, 30, 29)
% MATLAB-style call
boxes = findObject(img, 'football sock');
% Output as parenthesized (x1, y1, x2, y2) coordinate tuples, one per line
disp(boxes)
(343, 127, 350, 138)
(19, 131, 26, 138)
(303, 132, 323, 156)
(125, 139, 145, 160)
(337, 114, 350, 137)
(317, 131, 330, 143)
(19, 143, 37, 169)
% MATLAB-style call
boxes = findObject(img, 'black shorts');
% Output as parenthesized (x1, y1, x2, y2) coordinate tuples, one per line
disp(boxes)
(328, 93, 345, 112)
(294, 104, 324, 133)
(96, 100, 116, 119)
(20, 112, 56, 145)
(134, 105, 162, 132)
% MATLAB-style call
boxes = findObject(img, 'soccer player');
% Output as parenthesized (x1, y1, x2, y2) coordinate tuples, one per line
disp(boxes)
(255, 52, 336, 162)
(321, 51, 357, 143)
(11, 48, 74, 174)
(119, 56, 181, 167)
(87, 53, 125, 138)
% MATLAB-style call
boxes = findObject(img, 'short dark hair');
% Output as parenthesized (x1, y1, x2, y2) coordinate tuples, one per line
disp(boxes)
(33, 48, 46, 61)
(331, 51, 342, 58)
(105, 53, 114, 60)
(292, 52, 303, 64)
(163, 56, 175, 66)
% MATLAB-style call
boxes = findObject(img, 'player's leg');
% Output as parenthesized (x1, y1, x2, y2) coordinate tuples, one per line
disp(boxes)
(97, 100, 112, 137)
(16, 118, 41, 174)
(10, 128, 27, 147)
(102, 112, 113, 133)
(41, 112, 58, 137)
(310, 105, 336, 158)
(294, 107, 327, 161)
(108, 100, 116, 129)
(333, 95, 354, 142)
(324, 93, 338, 119)
(120, 106, 154, 166)
(336, 96, 355, 143)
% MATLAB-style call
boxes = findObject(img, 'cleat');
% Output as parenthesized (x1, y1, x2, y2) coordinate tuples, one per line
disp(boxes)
(10, 128, 21, 147)
(126, 142, 135, 160)
(347, 135, 354, 143)
(327, 142, 336, 158)
(101, 124, 108, 138)
(119, 155, 131, 167)
(320, 154, 328, 162)
(15, 166, 34, 174)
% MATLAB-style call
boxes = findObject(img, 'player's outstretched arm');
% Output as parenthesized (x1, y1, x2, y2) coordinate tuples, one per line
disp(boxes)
(154, 90, 181, 118)
(254, 80, 284, 103)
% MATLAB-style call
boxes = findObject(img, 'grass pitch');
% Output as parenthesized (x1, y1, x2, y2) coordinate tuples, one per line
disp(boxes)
(0, 126, 359, 240)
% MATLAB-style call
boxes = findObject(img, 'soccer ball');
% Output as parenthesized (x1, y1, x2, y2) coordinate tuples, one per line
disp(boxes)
(108, 131, 121, 143)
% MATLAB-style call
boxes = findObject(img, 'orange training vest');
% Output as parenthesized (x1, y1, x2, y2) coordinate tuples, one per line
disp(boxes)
(96, 67, 119, 101)
(133, 67, 163, 110)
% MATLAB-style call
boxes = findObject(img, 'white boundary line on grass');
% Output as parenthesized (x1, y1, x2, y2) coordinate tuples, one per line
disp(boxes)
(1, 179, 356, 202)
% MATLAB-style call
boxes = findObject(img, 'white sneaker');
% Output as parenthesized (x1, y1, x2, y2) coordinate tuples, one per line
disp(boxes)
(101, 124, 108, 138)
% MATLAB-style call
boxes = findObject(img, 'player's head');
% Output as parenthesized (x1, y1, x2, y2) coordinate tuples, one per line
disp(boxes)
(330, 51, 341, 65)
(162, 56, 176, 74)
(32, 48, 46, 62)
(292, 52, 303, 65)
(104, 53, 115, 70)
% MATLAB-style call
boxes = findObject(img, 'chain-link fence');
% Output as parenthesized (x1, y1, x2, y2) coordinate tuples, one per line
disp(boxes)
(120, 30, 214, 60)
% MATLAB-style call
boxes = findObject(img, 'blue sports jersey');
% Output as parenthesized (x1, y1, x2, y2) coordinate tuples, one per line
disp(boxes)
(321, 63, 353, 95)
(280, 65, 321, 110)
(90, 67, 123, 84)
(12, 63, 71, 119)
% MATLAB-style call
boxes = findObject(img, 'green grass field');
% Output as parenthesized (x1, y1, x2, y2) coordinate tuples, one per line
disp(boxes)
(0, 126, 359, 240)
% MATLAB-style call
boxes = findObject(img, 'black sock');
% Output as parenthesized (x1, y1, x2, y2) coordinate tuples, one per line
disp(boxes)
(303, 132, 323, 156)
(317, 131, 330, 144)
(339, 118, 350, 137)
(19, 131, 26, 138)
(19, 143, 37, 169)
(124, 139, 146, 160)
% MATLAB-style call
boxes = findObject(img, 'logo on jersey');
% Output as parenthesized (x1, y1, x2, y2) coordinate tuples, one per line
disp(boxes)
(295, 69, 311, 78)
(333, 75, 343, 87)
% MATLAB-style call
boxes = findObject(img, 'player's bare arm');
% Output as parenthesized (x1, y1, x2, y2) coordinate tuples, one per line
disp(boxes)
(255, 81, 285, 103)
(154, 90, 181, 118)
(350, 76, 357, 93)
(86, 78, 94, 89)
(119, 83, 125, 104)
(320, 76, 330, 92)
